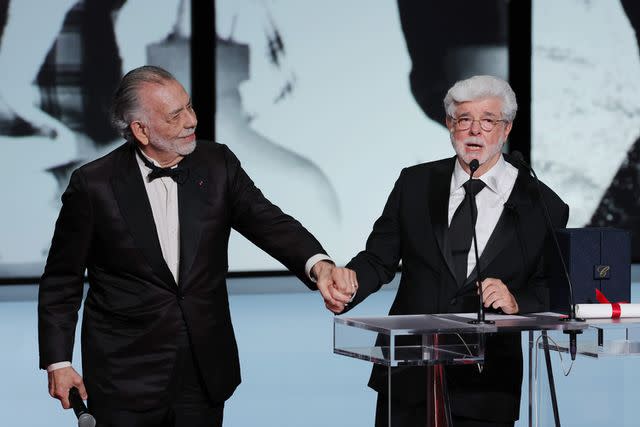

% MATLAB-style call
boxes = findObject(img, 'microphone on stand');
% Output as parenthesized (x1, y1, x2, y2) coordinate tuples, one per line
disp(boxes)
(69, 387, 96, 427)
(466, 159, 494, 325)
(509, 151, 584, 360)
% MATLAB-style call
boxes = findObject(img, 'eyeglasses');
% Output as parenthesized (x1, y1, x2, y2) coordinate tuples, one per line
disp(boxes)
(451, 117, 508, 132)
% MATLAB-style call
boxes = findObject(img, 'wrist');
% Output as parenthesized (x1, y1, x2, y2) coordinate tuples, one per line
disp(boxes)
(305, 254, 333, 282)
(312, 260, 333, 279)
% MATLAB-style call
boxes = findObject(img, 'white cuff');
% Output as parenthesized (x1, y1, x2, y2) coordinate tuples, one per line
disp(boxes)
(305, 254, 334, 282)
(47, 361, 72, 372)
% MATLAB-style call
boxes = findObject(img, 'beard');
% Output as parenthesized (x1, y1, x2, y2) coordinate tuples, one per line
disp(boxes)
(149, 130, 197, 156)
(450, 133, 505, 166)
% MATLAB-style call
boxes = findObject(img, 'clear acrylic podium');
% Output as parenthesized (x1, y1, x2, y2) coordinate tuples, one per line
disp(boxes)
(530, 317, 640, 426)
(334, 312, 590, 427)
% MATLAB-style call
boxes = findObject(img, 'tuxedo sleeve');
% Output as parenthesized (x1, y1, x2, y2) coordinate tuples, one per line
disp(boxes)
(512, 200, 570, 313)
(38, 169, 93, 369)
(344, 169, 405, 309)
(223, 145, 326, 289)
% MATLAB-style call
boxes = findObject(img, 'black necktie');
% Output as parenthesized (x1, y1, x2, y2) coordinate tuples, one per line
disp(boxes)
(136, 149, 189, 184)
(449, 179, 486, 286)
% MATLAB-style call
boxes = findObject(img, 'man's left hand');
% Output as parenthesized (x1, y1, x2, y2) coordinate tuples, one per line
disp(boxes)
(479, 278, 519, 314)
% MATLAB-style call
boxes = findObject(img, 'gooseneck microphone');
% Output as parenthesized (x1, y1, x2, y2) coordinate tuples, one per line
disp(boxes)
(510, 151, 584, 360)
(467, 159, 493, 325)
(69, 387, 96, 427)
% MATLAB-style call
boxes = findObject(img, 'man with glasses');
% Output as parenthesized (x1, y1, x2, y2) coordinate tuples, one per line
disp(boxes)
(331, 75, 569, 426)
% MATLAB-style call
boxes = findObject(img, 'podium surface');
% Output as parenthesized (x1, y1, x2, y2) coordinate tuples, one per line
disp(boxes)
(334, 313, 588, 367)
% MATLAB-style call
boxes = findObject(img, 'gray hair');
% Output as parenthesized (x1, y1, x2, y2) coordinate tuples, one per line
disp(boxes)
(443, 75, 518, 122)
(111, 65, 177, 142)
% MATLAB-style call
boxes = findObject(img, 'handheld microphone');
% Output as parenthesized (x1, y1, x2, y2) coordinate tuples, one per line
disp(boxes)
(467, 159, 493, 325)
(69, 387, 96, 427)
(510, 151, 584, 360)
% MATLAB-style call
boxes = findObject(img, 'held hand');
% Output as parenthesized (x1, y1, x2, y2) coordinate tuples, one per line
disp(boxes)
(331, 267, 358, 304)
(479, 278, 519, 314)
(313, 261, 349, 313)
(326, 267, 358, 314)
(48, 366, 87, 409)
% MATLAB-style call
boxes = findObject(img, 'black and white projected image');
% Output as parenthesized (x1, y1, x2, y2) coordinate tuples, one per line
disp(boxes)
(588, 1, 640, 259)
(532, 0, 640, 259)
(215, 0, 509, 271)
(0, 0, 190, 277)
(0, 0, 511, 277)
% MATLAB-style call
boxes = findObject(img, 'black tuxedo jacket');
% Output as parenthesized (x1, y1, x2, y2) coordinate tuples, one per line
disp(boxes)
(345, 155, 569, 423)
(38, 141, 326, 409)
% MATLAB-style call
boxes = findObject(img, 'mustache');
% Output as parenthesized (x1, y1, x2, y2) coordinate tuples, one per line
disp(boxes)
(179, 128, 196, 138)
(460, 137, 484, 146)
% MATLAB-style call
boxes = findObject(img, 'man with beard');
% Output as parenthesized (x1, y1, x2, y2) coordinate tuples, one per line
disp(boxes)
(38, 65, 352, 426)
(331, 75, 569, 426)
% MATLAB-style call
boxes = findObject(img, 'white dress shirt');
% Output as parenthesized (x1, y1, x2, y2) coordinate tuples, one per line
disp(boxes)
(135, 151, 181, 283)
(448, 155, 519, 278)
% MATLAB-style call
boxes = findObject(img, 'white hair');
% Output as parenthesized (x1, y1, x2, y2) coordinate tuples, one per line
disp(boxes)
(443, 75, 518, 122)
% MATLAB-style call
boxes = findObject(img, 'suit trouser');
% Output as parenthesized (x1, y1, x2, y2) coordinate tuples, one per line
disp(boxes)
(374, 394, 514, 427)
(90, 326, 223, 427)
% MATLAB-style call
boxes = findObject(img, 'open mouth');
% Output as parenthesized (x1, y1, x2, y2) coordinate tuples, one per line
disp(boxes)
(465, 142, 484, 151)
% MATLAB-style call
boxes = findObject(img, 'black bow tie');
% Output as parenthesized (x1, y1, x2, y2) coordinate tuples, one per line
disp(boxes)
(136, 149, 189, 184)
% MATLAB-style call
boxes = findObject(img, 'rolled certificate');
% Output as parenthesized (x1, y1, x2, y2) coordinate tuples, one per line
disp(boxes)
(575, 303, 640, 319)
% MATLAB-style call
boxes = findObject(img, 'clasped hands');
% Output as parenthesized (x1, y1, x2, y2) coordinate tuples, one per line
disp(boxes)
(312, 261, 358, 314)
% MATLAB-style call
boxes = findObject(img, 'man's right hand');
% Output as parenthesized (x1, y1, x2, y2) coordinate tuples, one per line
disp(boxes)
(48, 366, 87, 409)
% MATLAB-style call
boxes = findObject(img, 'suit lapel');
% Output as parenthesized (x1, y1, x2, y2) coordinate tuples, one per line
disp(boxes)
(111, 144, 177, 288)
(177, 148, 209, 287)
(462, 168, 533, 287)
(429, 157, 457, 281)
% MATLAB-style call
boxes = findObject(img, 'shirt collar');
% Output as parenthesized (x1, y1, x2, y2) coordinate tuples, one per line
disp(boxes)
(451, 154, 508, 195)
(135, 147, 160, 171)
(135, 147, 178, 171)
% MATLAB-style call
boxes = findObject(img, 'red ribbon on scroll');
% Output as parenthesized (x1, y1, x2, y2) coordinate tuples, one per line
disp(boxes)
(595, 289, 628, 319)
